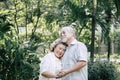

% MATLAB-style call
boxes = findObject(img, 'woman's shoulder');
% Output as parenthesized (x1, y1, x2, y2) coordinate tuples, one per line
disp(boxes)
(42, 52, 54, 59)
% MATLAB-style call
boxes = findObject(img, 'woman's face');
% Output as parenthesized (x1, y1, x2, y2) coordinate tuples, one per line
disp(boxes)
(54, 43, 66, 59)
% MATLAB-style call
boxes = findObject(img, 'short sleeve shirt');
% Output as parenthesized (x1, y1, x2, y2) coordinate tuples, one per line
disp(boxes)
(61, 39, 88, 80)
(39, 52, 62, 80)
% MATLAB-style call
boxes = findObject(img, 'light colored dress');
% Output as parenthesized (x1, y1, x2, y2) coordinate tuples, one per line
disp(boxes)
(61, 39, 88, 80)
(39, 52, 62, 80)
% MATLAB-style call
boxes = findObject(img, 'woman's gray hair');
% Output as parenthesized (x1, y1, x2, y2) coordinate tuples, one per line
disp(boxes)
(50, 38, 61, 51)
(50, 38, 68, 52)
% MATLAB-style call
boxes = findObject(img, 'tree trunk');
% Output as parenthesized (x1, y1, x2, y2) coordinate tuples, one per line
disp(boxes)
(107, 34, 111, 61)
(90, 0, 97, 62)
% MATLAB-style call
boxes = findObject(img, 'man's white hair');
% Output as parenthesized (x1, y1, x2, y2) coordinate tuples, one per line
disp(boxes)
(60, 25, 75, 37)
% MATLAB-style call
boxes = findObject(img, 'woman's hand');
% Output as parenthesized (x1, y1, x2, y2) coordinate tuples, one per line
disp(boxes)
(56, 69, 69, 78)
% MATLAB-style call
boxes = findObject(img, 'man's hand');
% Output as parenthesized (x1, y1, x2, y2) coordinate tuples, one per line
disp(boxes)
(56, 69, 69, 79)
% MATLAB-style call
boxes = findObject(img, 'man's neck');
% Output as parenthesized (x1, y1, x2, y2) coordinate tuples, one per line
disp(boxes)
(67, 37, 75, 45)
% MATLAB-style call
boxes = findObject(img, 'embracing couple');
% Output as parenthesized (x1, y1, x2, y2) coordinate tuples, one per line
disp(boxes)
(39, 25, 88, 80)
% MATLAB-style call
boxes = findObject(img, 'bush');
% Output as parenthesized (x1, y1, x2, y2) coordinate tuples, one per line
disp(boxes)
(0, 32, 40, 80)
(88, 61, 118, 80)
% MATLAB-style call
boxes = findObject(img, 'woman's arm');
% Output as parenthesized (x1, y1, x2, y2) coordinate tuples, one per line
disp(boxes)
(42, 71, 58, 78)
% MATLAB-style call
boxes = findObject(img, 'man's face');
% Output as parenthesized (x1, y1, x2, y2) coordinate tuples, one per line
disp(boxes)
(60, 30, 72, 42)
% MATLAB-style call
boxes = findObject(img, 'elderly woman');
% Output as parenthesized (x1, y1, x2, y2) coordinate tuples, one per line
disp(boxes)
(39, 39, 68, 80)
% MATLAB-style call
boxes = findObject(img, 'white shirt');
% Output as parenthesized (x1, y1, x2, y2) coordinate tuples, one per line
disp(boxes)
(62, 39, 88, 80)
(39, 52, 62, 80)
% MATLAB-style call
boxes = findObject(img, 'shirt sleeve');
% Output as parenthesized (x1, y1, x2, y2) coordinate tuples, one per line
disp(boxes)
(75, 43, 88, 62)
(40, 55, 50, 74)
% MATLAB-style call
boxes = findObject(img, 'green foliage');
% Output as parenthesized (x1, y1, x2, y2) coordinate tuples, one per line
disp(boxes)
(0, 32, 40, 80)
(114, 30, 120, 54)
(0, 14, 12, 39)
(0, 10, 40, 79)
(88, 61, 118, 80)
(114, 0, 120, 17)
(0, 0, 120, 79)
(94, 54, 120, 59)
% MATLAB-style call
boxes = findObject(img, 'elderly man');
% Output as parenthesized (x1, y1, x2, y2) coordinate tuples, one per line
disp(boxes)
(59, 26, 88, 80)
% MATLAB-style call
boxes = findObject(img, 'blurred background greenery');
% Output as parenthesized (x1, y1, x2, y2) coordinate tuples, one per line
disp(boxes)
(0, 0, 120, 80)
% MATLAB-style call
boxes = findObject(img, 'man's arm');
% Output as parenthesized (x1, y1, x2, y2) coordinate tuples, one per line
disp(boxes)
(60, 60, 87, 76)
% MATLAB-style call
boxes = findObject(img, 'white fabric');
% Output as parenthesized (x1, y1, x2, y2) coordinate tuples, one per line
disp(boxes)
(61, 39, 88, 80)
(39, 52, 62, 80)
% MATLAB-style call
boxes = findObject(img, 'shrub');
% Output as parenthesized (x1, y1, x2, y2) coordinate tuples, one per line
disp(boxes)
(88, 61, 118, 80)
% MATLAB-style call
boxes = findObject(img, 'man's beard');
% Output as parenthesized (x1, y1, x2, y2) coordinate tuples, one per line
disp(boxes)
(61, 37, 67, 43)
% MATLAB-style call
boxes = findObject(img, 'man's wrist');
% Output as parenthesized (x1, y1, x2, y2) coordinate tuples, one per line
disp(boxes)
(65, 69, 70, 74)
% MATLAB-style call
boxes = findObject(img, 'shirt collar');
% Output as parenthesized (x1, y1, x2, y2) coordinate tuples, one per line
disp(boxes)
(69, 39, 78, 46)
(51, 52, 61, 61)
